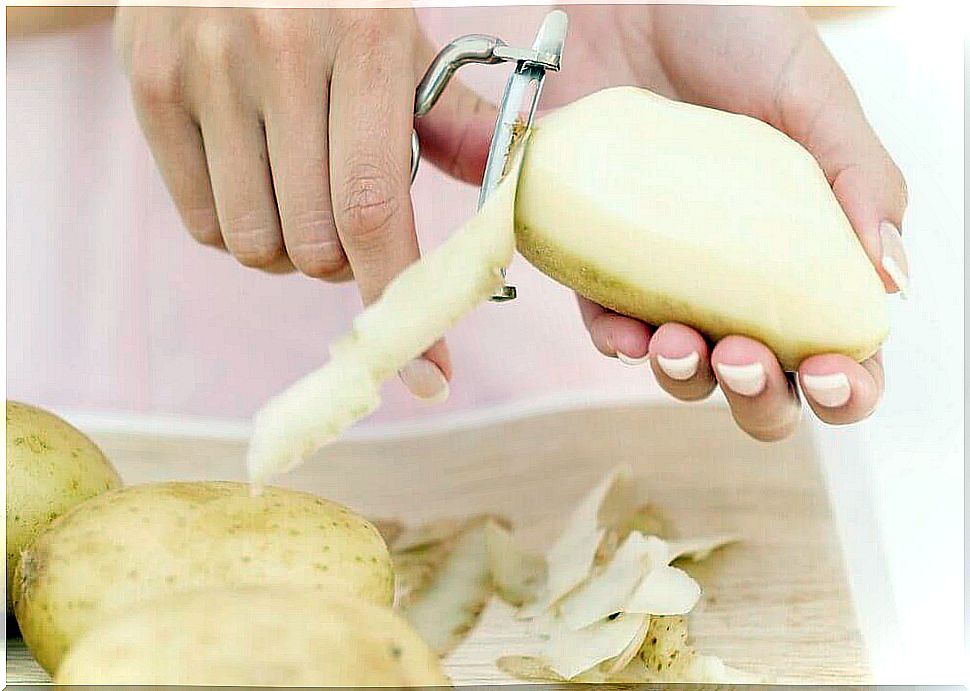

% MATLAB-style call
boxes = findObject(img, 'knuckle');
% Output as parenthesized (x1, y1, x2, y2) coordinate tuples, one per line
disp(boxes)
(130, 51, 182, 108)
(340, 166, 401, 247)
(889, 161, 909, 212)
(289, 237, 348, 279)
(183, 207, 222, 246)
(195, 18, 236, 70)
(224, 213, 282, 267)
(250, 11, 312, 64)
(341, 9, 399, 51)
(235, 242, 282, 268)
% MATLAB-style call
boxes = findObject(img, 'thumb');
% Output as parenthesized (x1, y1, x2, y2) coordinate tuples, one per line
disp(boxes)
(775, 35, 910, 296)
(827, 139, 910, 297)
(411, 38, 498, 186)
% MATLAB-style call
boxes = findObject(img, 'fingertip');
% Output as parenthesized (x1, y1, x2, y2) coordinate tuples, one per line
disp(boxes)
(589, 312, 651, 362)
(798, 354, 880, 423)
(710, 334, 775, 368)
(423, 339, 452, 381)
(647, 323, 716, 401)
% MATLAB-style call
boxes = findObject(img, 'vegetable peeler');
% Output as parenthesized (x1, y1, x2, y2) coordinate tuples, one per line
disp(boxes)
(409, 9, 568, 302)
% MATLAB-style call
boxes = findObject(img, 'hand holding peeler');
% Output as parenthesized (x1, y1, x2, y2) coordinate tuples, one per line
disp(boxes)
(409, 9, 568, 302)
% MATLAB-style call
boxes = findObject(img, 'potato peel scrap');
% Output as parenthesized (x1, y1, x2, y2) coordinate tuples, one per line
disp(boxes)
(519, 466, 633, 618)
(245, 141, 528, 487)
(538, 612, 649, 680)
(399, 517, 495, 656)
(393, 517, 477, 554)
(558, 532, 660, 630)
(370, 519, 404, 547)
(625, 564, 701, 616)
(600, 614, 651, 676)
(496, 466, 751, 684)
(496, 655, 607, 684)
(668, 534, 739, 562)
(485, 522, 546, 607)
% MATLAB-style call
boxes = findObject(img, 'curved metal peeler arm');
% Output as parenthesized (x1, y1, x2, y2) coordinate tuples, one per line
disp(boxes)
(410, 35, 507, 183)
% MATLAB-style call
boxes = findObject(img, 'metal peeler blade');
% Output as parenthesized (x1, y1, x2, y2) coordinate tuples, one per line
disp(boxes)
(410, 9, 568, 303)
(479, 9, 568, 301)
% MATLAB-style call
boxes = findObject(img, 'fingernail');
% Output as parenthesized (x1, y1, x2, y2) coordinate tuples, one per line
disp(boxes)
(879, 221, 909, 299)
(801, 372, 851, 408)
(400, 359, 449, 403)
(618, 351, 650, 366)
(715, 362, 767, 397)
(656, 352, 700, 381)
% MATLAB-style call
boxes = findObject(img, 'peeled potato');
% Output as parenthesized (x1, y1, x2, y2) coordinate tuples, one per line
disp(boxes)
(516, 86, 888, 370)
(5, 401, 121, 610)
(54, 586, 450, 687)
(13, 481, 392, 674)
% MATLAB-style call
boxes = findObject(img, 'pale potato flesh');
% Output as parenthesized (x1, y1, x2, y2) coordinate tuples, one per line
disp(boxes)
(5, 401, 121, 609)
(13, 481, 392, 673)
(515, 87, 888, 370)
(55, 586, 450, 687)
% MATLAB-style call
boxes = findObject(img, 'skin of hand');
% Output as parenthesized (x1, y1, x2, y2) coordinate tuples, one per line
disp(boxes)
(113, 7, 498, 401)
(529, 5, 908, 442)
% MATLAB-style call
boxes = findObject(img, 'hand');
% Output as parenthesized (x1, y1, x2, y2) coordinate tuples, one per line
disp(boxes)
(544, 5, 908, 441)
(114, 8, 496, 400)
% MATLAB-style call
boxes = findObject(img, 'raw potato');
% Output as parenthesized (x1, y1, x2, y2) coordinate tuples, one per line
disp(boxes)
(515, 87, 888, 370)
(246, 140, 527, 485)
(54, 586, 450, 687)
(5, 401, 121, 609)
(13, 481, 392, 674)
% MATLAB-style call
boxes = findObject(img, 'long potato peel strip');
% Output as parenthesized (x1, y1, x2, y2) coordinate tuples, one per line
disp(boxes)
(246, 140, 527, 486)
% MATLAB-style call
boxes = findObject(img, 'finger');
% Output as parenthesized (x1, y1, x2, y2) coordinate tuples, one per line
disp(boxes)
(577, 296, 652, 365)
(198, 98, 285, 270)
(264, 67, 349, 281)
(330, 15, 449, 399)
(411, 35, 498, 185)
(768, 18, 910, 296)
(798, 351, 883, 425)
(711, 336, 801, 442)
(647, 323, 716, 402)
(128, 59, 222, 248)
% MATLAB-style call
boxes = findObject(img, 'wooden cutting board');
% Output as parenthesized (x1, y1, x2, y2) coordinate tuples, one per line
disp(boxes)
(5, 403, 868, 684)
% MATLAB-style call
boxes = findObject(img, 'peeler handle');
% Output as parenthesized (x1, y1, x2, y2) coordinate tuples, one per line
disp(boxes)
(410, 35, 506, 183)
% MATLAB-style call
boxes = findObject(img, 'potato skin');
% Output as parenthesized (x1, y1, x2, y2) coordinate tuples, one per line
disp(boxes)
(13, 481, 393, 674)
(55, 586, 449, 687)
(5, 401, 121, 610)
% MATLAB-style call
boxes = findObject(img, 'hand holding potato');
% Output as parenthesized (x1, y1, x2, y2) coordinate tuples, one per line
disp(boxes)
(546, 5, 908, 441)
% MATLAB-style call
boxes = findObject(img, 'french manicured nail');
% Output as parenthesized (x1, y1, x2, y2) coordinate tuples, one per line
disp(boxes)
(801, 372, 851, 408)
(879, 221, 909, 299)
(618, 351, 650, 366)
(656, 352, 700, 380)
(400, 359, 449, 403)
(716, 362, 767, 397)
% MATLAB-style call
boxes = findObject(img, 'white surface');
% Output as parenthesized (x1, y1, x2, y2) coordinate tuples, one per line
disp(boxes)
(811, 7, 966, 685)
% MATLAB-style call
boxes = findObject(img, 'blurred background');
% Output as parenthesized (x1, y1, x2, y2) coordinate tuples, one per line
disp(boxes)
(5, 3, 966, 684)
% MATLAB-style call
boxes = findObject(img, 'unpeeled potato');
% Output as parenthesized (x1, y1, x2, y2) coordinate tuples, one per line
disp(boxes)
(55, 586, 450, 687)
(13, 481, 392, 673)
(5, 401, 121, 610)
